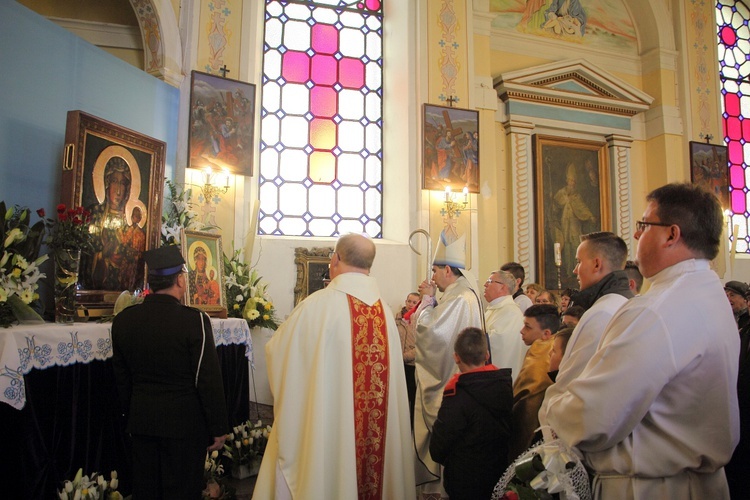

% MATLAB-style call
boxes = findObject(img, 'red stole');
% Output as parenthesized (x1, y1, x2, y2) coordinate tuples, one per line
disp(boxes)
(347, 295, 389, 500)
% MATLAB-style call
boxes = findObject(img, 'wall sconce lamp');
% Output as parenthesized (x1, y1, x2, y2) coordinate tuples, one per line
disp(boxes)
(441, 186, 469, 219)
(201, 166, 231, 202)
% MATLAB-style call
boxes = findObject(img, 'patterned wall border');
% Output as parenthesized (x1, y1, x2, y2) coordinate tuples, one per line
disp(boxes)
(437, 0, 460, 103)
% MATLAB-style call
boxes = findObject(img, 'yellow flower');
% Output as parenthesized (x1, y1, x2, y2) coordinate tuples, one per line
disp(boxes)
(0, 288, 7, 303)
(3, 228, 23, 248)
(233, 303, 240, 310)
(11, 267, 21, 278)
(20, 289, 34, 304)
(263, 314, 270, 320)
(264, 302, 272, 310)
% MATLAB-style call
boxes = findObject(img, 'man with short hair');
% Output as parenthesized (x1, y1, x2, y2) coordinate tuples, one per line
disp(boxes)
(561, 305, 585, 328)
(413, 235, 483, 497)
(254, 234, 415, 499)
(725, 280, 750, 330)
(546, 183, 739, 499)
(624, 259, 644, 295)
(501, 261, 533, 312)
(112, 246, 229, 499)
(483, 270, 526, 382)
(539, 232, 632, 430)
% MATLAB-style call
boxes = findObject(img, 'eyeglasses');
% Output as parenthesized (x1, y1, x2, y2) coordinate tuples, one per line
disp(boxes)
(635, 220, 673, 232)
(485, 279, 503, 285)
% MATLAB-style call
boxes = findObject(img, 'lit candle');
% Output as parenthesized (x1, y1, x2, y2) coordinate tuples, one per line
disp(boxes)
(462, 186, 469, 203)
(222, 168, 231, 188)
(445, 186, 452, 202)
(554, 242, 562, 266)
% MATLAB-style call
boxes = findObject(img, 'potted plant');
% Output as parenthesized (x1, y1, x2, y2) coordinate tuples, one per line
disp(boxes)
(222, 419, 272, 479)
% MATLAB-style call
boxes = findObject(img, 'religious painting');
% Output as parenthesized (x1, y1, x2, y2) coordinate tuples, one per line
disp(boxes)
(422, 104, 480, 194)
(690, 141, 729, 208)
(188, 70, 256, 176)
(61, 111, 165, 308)
(181, 229, 227, 314)
(534, 135, 610, 291)
(294, 247, 333, 306)
(489, 0, 637, 54)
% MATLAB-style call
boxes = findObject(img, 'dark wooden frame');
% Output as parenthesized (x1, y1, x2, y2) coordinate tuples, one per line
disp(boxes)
(181, 229, 227, 315)
(533, 135, 610, 291)
(61, 110, 165, 308)
(188, 70, 256, 176)
(294, 247, 333, 306)
(422, 103, 480, 193)
(689, 141, 729, 208)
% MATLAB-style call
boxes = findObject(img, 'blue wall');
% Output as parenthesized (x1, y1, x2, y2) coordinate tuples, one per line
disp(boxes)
(0, 2, 179, 213)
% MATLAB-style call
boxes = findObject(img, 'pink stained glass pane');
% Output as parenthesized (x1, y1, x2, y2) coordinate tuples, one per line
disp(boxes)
(727, 116, 742, 140)
(311, 55, 337, 85)
(722, 25, 738, 46)
(732, 189, 746, 213)
(282, 52, 311, 83)
(726, 92, 741, 116)
(731, 164, 746, 188)
(339, 58, 365, 89)
(311, 24, 338, 55)
(743, 118, 750, 141)
(729, 141, 744, 163)
(310, 86, 337, 118)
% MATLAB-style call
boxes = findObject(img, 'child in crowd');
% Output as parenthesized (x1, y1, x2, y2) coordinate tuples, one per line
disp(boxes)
(509, 304, 561, 461)
(429, 327, 513, 500)
(548, 327, 574, 382)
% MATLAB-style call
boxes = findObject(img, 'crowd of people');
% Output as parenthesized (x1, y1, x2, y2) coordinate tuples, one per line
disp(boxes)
(111, 183, 745, 499)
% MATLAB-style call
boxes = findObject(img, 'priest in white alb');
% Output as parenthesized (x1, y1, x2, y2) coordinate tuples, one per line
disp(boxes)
(253, 234, 415, 500)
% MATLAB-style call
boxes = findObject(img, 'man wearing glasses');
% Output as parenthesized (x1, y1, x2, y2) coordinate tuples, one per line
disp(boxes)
(483, 270, 526, 383)
(545, 183, 739, 499)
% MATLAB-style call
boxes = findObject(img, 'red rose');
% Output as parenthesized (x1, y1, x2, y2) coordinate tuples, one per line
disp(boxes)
(36, 208, 45, 218)
(73, 217, 83, 225)
(75, 206, 84, 215)
(502, 493, 519, 500)
(59, 212, 68, 221)
(56, 204, 66, 214)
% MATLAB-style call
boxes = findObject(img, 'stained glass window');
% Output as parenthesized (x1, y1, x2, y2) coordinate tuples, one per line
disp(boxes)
(259, 0, 383, 237)
(717, 0, 750, 252)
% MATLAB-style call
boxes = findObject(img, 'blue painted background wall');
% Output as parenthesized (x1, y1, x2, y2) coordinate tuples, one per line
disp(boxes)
(0, 2, 179, 213)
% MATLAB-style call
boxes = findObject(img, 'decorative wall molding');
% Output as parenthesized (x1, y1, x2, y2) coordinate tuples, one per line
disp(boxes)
(607, 134, 634, 251)
(504, 120, 535, 279)
(48, 17, 142, 50)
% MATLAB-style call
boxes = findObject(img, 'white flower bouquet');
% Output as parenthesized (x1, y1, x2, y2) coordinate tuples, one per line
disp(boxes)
(57, 468, 121, 500)
(223, 249, 279, 330)
(223, 419, 272, 469)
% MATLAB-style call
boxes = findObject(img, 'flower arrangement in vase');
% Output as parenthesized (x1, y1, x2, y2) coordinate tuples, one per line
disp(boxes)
(161, 179, 217, 245)
(43, 204, 95, 323)
(203, 450, 236, 499)
(57, 468, 122, 500)
(223, 248, 279, 330)
(222, 419, 272, 479)
(0, 202, 48, 327)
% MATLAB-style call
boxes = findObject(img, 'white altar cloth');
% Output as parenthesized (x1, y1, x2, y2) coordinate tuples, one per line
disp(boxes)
(0, 318, 252, 410)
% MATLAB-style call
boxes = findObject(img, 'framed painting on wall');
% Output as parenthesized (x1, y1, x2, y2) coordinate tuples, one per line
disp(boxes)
(294, 247, 333, 306)
(533, 135, 610, 291)
(188, 70, 256, 176)
(181, 229, 227, 315)
(422, 104, 480, 194)
(689, 141, 729, 208)
(61, 110, 166, 308)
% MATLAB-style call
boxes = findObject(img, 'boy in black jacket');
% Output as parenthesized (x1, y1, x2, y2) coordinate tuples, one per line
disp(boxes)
(429, 326, 514, 500)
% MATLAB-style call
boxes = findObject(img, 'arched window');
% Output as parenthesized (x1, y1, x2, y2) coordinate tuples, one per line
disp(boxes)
(717, 0, 750, 252)
(258, 0, 383, 237)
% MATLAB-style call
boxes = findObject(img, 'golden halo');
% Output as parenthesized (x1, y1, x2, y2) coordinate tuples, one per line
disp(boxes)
(188, 241, 212, 271)
(92, 145, 141, 206)
(125, 199, 148, 228)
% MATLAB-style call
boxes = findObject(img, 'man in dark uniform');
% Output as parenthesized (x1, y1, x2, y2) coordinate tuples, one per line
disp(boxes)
(112, 245, 229, 499)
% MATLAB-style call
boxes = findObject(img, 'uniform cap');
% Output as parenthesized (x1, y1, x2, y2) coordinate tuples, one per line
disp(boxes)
(144, 245, 185, 276)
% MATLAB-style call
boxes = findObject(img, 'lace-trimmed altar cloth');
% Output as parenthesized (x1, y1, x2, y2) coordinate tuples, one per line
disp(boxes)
(0, 317, 252, 410)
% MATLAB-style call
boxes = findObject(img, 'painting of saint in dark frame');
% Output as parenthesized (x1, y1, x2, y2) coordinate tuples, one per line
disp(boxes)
(188, 70, 256, 176)
(61, 111, 165, 306)
(422, 104, 480, 193)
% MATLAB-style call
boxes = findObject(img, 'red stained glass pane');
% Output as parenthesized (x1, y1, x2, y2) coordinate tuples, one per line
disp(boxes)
(727, 116, 742, 139)
(282, 52, 310, 83)
(721, 25, 737, 46)
(311, 24, 338, 54)
(725, 92, 741, 116)
(310, 86, 337, 117)
(339, 58, 365, 89)
(729, 141, 744, 163)
(311, 55, 337, 85)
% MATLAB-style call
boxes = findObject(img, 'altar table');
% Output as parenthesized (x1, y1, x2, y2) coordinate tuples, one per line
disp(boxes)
(0, 318, 252, 499)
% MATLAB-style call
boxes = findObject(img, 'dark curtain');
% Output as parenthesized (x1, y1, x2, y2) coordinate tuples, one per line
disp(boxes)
(0, 345, 249, 499)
